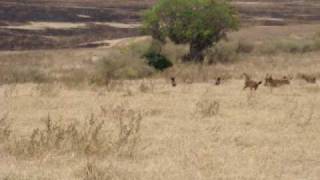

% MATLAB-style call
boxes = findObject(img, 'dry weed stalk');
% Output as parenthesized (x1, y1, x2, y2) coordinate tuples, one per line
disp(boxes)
(196, 99, 220, 117)
(78, 160, 133, 180)
(139, 80, 155, 93)
(112, 106, 143, 158)
(4, 84, 18, 98)
(284, 101, 315, 129)
(0, 112, 11, 142)
(246, 91, 259, 107)
(106, 80, 125, 92)
(2, 173, 53, 180)
(35, 83, 60, 97)
(296, 104, 315, 128)
(82, 161, 111, 180)
(6, 113, 108, 157)
(3, 107, 143, 159)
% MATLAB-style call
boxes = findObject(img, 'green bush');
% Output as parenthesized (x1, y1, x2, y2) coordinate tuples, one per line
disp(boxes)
(144, 51, 173, 71)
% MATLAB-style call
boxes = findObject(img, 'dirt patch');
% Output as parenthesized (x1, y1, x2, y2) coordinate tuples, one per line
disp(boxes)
(2, 21, 141, 30)
(3, 22, 87, 30)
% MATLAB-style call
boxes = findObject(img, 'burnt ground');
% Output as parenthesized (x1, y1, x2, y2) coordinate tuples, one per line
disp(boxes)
(0, 24, 140, 50)
(0, 0, 319, 51)
(235, 0, 320, 25)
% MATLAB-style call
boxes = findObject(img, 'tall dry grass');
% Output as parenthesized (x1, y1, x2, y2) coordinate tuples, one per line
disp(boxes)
(0, 106, 143, 159)
(1, 78, 320, 179)
(1, 25, 320, 179)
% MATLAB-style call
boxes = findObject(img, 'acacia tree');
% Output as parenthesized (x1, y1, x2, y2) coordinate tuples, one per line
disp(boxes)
(143, 0, 239, 62)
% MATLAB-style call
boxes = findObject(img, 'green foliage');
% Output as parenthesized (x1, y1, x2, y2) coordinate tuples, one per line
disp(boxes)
(144, 51, 173, 71)
(143, 0, 239, 62)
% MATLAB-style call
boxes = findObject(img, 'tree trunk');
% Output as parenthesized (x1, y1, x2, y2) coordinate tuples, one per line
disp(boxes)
(183, 41, 205, 63)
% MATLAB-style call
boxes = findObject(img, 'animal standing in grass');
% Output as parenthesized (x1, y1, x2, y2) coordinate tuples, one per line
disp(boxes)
(171, 77, 177, 87)
(264, 74, 290, 87)
(300, 74, 316, 84)
(215, 77, 221, 86)
(242, 73, 262, 90)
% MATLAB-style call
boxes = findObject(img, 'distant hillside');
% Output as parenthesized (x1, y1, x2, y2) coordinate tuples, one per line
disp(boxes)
(0, 0, 319, 50)
(1, 0, 319, 24)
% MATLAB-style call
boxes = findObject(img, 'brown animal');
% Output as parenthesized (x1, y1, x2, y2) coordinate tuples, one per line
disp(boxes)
(300, 74, 316, 84)
(242, 73, 262, 90)
(264, 74, 290, 87)
(215, 77, 221, 86)
(171, 77, 177, 87)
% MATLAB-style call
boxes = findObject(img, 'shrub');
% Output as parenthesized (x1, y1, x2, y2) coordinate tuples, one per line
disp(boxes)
(161, 41, 188, 63)
(236, 40, 255, 54)
(93, 51, 154, 85)
(2, 174, 52, 180)
(196, 99, 220, 117)
(205, 41, 239, 64)
(259, 38, 320, 55)
(4, 106, 143, 158)
(3, 67, 50, 84)
(81, 162, 110, 180)
(280, 40, 313, 53)
(144, 51, 173, 71)
(314, 33, 320, 50)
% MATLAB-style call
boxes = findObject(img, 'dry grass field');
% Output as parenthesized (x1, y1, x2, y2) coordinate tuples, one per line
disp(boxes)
(1, 0, 320, 179)
(1, 75, 320, 180)
(0, 22, 320, 179)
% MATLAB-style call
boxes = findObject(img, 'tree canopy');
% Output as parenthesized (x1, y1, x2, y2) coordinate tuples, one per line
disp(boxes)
(143, 0, 239, 62)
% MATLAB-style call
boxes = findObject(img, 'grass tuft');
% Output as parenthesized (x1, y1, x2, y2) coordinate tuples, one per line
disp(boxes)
(3, 106, 143, 159)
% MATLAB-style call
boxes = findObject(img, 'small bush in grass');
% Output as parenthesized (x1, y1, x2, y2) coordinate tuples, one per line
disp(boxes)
(81, 162, 110, 180)
(4, 67, 50, 84)
(77, 160, 135, 180)
(259, 38, 320, 55)
(4, 106, 143, 158)
(144, 51, 173, 71)
(0, 113, 11, 142)
(259, 42, 278, 55)
(2, 174, 52, 180)
(236, 41, 255, 54)
(162, 41, 188, 63)
(59, 69, 90, 88)
(93, 52, 154, 86)
(35, 83, 60, 97)
(206, 41, 239, 64)
(314, 33, 320, 50)
(196, 99, 220, 117)
(280, 40, 313, 53)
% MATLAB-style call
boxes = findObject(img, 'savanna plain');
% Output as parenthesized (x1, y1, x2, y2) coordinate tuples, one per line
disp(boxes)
(1, 0, 320, 179)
